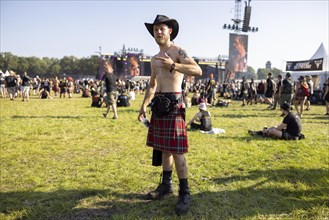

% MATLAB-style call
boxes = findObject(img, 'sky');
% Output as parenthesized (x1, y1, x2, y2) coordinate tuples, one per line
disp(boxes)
(1, 0, 328, 71)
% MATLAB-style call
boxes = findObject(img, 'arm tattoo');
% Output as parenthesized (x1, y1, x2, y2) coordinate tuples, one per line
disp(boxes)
(178, 49, 188, 58)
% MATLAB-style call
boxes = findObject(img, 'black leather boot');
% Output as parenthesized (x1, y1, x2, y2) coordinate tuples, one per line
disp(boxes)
(147, 171, 173, 200)
(175, 178, 191, 216)
(175, 189, 191, 216)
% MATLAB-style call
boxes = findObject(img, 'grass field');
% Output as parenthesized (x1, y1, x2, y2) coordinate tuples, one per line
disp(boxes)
(1, 93, 328, 220)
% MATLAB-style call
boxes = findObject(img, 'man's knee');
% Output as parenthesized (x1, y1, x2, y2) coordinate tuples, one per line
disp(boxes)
(173, 154, 187, 168)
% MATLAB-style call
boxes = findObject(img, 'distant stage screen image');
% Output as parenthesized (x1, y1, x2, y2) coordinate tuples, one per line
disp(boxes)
(229, 34, 248, 73)
(127, 54, 141, 76)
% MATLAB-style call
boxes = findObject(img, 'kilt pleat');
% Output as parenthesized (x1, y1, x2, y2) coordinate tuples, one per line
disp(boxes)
(147, 105, 188, 154)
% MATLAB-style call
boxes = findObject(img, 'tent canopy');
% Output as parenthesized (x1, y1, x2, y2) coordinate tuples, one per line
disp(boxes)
(287, 43, 328, 89)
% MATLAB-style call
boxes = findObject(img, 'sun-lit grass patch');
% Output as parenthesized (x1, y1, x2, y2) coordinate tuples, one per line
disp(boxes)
(1, 93, 328, 219)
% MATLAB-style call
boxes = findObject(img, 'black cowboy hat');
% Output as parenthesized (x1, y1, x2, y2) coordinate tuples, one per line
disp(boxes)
(145, 14, 179, 41)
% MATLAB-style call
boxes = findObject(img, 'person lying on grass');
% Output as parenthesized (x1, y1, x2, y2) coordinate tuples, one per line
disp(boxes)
(248, 102, 304, 140)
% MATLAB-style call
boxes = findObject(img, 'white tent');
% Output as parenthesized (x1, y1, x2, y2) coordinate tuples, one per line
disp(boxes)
(288, 43, 328, 90)
(4, 70, 10, 77)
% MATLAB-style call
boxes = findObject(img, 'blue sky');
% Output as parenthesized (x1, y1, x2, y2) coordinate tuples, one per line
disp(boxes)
(1, 0, 328, 70)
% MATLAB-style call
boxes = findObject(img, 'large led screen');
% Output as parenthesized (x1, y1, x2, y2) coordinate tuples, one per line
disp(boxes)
(127, 54, 141, 76)
(229, 34, 248, 74)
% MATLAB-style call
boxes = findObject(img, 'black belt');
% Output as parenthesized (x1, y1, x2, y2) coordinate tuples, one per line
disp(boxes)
(155, 92, 183, 103)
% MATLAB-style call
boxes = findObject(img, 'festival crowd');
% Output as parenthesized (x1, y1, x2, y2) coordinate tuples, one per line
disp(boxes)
(1, 69, 328, 117)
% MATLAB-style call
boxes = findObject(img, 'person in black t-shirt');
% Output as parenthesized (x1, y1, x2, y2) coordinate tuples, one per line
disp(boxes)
(264, 72, 276, 108)
(102, 59, 119, 119)
(117, 89, 130, 107)
(240, 77, 249, 106)
(5, 71, 18, 100)
(248, 102, 303, 140)
(186, 102, 212, 131)
(247, 78, 257, 105)
(264, 102, 302, 140)
(59, 78, 67, 98)
(21, 72, 32, 101)
(205, 73, 216, 106)
(280, 72, 294, 106)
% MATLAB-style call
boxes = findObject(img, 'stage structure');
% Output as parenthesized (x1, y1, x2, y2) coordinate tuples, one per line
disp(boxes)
(223, 0, 258, 80)
(97, 45, 229, 82)
(97, 45, 151, 80)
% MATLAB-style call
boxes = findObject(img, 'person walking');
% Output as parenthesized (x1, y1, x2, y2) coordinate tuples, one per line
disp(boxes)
(247, 78, 257, 105)
(256, 80, 266, 104)
(0, 71, 6, 98)
(52, 77, 60, 97)
(264, 72, 275, 108)
(270, 74, 282, 110)
(305, 75, 314, 111)
(293, 76, 308, 118)
(138, 14, 202, 216)
(102, 59, 118, 119)
(5, 71, 18, 101)
(240, 76, 249, 106)
(21, 72, 32, 101)
(205, 73, 216, 106)
(59, 78, 67, 98)
(280, 72, 294, 106)
(323, 78, 329, 115)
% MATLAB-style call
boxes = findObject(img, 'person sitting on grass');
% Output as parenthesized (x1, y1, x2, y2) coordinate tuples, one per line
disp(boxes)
(186, 102, 212, 131)
(39, 88, 52, 99)
(248, 102, 304, 140)
(117, 89, 130, 107)
(91, 92, 102, 108)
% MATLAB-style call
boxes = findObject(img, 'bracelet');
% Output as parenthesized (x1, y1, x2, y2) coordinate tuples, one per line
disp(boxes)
(169, 63, 175, 73)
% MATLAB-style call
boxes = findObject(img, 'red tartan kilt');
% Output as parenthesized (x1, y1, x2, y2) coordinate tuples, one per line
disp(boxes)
(147, 106, 188, 154)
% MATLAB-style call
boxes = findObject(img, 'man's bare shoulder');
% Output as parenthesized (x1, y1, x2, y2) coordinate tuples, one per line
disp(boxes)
(168, 44, 184, 54)
(151, 53, 160, 60)
(166, 45, 191, 62)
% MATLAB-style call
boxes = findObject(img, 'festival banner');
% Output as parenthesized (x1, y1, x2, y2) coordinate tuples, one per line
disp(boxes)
(285, 58, 323, 71)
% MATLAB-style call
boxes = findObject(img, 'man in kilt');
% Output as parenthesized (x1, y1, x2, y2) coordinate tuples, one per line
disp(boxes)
(138, 14, 202, 216)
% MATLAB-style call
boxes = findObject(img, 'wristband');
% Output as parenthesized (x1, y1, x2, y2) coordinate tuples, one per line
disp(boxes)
(169, 63, 175, 73)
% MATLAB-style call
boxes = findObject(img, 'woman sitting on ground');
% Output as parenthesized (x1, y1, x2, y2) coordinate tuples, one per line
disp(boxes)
(186, 102, 212, 131)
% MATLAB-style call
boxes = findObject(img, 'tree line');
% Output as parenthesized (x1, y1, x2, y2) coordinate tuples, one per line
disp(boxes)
(0, 52, 100, 78)
(0, 52, 283, 80)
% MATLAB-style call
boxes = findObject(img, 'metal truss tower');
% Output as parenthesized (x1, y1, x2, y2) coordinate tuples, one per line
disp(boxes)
(232, 0, 243, 33)
(223, 0, 257, 33)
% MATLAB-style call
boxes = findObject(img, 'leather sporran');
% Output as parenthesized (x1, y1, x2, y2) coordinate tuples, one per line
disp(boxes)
(150, 96, 173, 117)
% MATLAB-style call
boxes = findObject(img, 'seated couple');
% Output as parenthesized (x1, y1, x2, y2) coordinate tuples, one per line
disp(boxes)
(249, 102, 304, 140)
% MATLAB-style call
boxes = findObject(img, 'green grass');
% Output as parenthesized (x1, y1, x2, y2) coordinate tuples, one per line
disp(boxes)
(1, 93, 328, 219)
